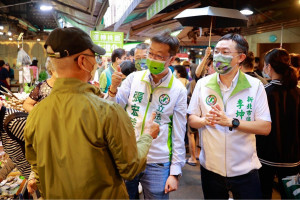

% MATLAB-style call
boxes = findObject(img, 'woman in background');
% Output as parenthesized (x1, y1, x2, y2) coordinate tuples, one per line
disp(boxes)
(23, 58, 57, 112)
(174, 65, 189, 87)
(240, 51, 268, 85)
(256, 48, 300, 199)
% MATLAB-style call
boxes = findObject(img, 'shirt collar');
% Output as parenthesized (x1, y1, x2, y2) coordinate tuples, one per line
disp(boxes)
(217, 70, 240, 90)
(270, 79, 282, 85)
(206, 70, 251, 100)
(149, 70, 170, 87)
(141, 68, 174, 89)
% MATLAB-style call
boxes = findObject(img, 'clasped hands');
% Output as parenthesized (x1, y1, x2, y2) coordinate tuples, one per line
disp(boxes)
(204, 104, 232, 128)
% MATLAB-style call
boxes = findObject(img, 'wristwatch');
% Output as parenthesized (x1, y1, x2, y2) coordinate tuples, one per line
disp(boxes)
(229, 118, 240, 131)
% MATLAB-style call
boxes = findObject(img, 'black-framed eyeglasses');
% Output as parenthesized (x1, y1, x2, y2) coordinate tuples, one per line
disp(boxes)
(214, 49, 242, 56)
(74, 54, 100, 61)
(147, 51, 170, 61)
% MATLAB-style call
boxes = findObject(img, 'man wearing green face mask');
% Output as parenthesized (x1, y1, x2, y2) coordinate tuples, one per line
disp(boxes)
(188, 33, 272, 199)
(134, 43, 149, 71)
(107, 31, 187, 199)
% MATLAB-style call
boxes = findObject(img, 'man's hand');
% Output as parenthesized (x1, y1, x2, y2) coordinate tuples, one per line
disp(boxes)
(92, 81, 100, 88)
(144, 112, 160, 139)
(110, 65, 123, 93)
(207, 104, 231, 127)
(27, 178, 37, 194)
(164, 175, 179, 194)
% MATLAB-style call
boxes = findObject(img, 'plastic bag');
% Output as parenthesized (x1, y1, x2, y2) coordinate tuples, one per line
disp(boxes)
(16, 48, 31, 67)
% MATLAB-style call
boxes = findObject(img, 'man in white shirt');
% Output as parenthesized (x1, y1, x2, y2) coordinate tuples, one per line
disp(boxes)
(188, 33, 271, 199)
(107, 31, 186, 199)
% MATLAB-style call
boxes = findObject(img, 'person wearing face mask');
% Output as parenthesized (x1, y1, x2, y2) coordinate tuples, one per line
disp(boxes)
(99, 48, 126, 93)
(134, 43, 149, 71)
(107, 31, 186, 199)
(257, 48, 300, 199)
(188, 33, 272, 199)
(24, 27, 160, 199)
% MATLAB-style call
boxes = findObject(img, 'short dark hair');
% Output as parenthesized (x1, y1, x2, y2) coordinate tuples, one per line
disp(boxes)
(136, 43, 149, 50)
(241, 52, 255, 69)
(290, 53, 300, 68)
(0, 60, 5, 67)
(265, 48, 297, 88)
(31, 60, 38, 66)
(120, 60, 136, 76)
(175, 57, 180, 63)
(174, 65, 188, 78)
(111, 48, 125, 63)
(219, 33, 249, 55)
(151, 31, 179, 56)
(129, 48, 135, 56)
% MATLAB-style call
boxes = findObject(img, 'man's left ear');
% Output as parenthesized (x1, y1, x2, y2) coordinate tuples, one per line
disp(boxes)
(238, 53, 247, 65)
(168, 56, 175, 66)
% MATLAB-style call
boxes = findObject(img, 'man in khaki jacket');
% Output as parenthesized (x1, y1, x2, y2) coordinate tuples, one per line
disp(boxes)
(24, 27, 159, 199)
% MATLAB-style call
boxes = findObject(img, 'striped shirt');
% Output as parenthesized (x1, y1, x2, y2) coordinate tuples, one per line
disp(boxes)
(0, 107, 31, 179)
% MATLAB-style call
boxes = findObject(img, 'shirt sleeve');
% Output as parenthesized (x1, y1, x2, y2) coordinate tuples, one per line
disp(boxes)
(187, 80, 202, 117)
(99, 71, 107, 92)
(24, 111, 40, 186)
(104, 102, 153, 180)
(106, 72, 135, 108)
(170, 88, 187, 175)
(254, 82, 271, 122)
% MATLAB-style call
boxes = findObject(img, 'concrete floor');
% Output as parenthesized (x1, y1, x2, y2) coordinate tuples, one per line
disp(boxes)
(140, 155, 281, 199)
(169, 156, 281, 199)
(170, 159, 203, 199)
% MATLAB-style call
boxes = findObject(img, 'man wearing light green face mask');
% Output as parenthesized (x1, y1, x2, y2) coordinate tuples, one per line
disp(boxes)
(107, 31, 187, 199)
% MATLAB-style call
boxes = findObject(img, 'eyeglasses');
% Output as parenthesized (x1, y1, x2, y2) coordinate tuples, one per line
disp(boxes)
(74, 54, 100, 61)
(147, 51, 170, 61)
(214, 49, 242, 56)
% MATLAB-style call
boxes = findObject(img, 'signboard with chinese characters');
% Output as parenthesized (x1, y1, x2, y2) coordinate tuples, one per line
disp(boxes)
(90, 31, 124, 55)
(146, 0, 175, 20)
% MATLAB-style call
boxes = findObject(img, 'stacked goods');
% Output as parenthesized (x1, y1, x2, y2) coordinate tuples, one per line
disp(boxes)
(2, 98, 26, 112)
(0, 174, 25, 198)
(0, 154, 25, 199)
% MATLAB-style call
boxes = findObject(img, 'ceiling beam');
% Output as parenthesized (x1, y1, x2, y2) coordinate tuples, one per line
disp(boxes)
(62, 0, 89, 11)
(0, 14, 38, 32)
(51, 0, 97, 17)
(52, 2, 97, 23)
(94, 0, 109, 29)
(0, 0, 38, 9)
(56, 10, 95, 26)
(90, 0, 97, 21)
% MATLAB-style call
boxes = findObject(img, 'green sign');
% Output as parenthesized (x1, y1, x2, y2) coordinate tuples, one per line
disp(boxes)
(147, 0, 175, 20)
(90, 31, 124, 55)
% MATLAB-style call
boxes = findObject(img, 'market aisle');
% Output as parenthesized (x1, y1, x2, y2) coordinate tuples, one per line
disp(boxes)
(170, 159, 204, 199)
